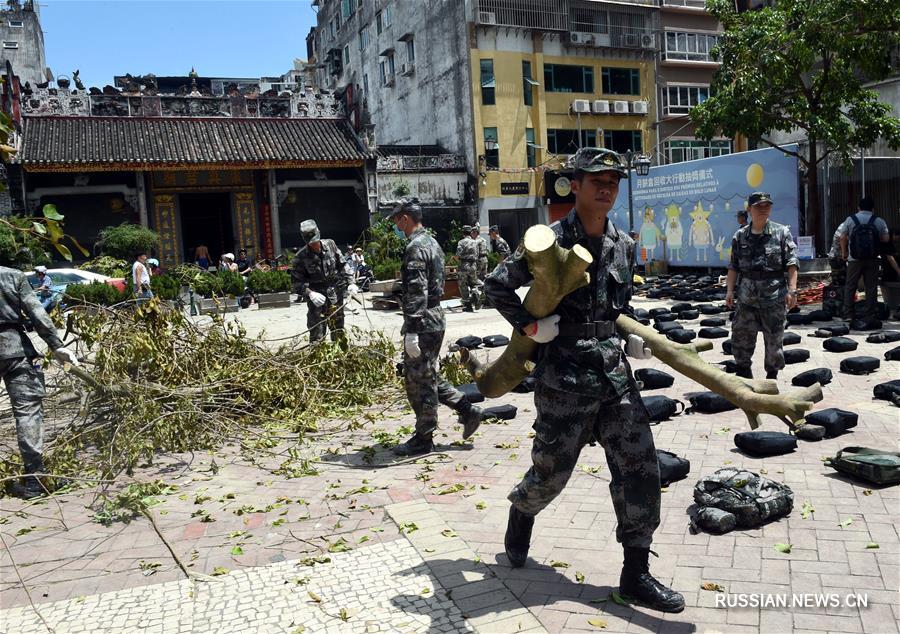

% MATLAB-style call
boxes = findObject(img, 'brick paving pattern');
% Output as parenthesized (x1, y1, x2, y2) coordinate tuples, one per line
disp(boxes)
(1, 298, 899, 633)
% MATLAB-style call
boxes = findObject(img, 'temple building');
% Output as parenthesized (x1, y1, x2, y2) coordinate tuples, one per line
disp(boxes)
(8, 70, 375, 267)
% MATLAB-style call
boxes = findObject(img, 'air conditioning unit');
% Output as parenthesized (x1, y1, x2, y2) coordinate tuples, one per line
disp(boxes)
(613, 100, 629, 114)
(479, 11, 497, 25)
(640, 33, 656, 49)
(631, 100, 649, 114)
(572, 99, 591, 114)
(592, 100, 610, 114)
(623, 33, 640, 48)
(400, 62, 415, 76)
(384, 74, 395, 87)
(569, 31, 595, 46)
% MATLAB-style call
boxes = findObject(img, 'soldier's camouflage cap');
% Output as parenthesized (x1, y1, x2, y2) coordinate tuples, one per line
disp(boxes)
(748, 192, 773, 207)
(570, 147, 628, 177)
(300, 219, 321, 244)
(389, 198, 422, 220)
(489, 225, 499, 232)
(462, 224, 472, 233)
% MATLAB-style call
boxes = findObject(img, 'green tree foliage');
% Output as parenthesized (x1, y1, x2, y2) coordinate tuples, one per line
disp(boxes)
(65, 281, 128, 306)
(364, 218, 405, 281)
(0, 204, 88, 266)
(150, 274, 181, 301)
(98, 223, 159, 259)
(246, 269, 291, 294)
(692, 0, 900, 236)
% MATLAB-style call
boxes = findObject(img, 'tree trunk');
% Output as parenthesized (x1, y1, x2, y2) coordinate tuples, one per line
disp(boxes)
(459, 225, 591, 397)
(807, 137, 820, 242)
(615, 315, 823, 429)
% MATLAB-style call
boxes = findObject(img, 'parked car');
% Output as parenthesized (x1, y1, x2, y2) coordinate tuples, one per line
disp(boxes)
(25, 268, 128, 298)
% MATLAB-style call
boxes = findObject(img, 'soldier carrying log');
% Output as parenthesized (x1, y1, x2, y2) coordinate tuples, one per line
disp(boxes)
(483, 148, 684, 613)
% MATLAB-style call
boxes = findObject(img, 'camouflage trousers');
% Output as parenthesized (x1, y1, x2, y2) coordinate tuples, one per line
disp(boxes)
(731, 301, 787, 375)
(458, 265, 481, 309)
(307, 288, 346, 344)
(0, 356, 46, 468)
(509, 382, 661, 549)
(478, 258, 489, 280)
(404, 330, 470, 437)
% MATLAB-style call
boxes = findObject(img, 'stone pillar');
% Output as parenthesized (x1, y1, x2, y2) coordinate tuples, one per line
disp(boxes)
(268, 169, 282, 256)
(136, 170, 149, 228)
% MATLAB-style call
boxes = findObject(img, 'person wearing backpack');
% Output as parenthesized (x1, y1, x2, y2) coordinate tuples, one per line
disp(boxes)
(838, 197, 890, 319)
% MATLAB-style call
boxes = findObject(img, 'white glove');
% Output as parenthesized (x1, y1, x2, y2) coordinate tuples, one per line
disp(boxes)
(52, 348, 80, 367)
(347, 284, 360, 295)
(307, 291, 326, 308)
(527, 314, 560, 344)
(404, 333, 421, 359)
(625, 334, 652, 360)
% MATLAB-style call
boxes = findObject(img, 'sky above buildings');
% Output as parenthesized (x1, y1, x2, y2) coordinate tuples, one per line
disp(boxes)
(40, 0, 318, 88)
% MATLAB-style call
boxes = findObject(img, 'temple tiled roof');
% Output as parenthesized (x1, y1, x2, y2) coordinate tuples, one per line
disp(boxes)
(19, 116, 371, 170)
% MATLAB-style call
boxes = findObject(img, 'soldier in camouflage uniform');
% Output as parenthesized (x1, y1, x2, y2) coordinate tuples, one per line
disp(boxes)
(489, 225, 511, 261)
(473, 223, 490, 281)
(456, 225, 480, 312)
(1, 266, 79, 499)
(390, 201, 484, 456)
(291, 220, 358, 344)
(484, 148, 684, 614)
(725, 192, 799, 380)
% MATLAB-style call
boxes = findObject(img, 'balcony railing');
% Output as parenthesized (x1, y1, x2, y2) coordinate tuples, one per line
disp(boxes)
(661, 0, 708, 9)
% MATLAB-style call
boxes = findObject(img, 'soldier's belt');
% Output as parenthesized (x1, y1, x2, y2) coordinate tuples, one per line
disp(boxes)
(557, 320, 616, 339)
(740, 270, 785, 281)
(459, 258, 477, 264)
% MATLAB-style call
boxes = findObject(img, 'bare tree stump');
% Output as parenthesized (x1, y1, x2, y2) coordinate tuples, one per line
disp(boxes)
(460, 225, 591, 397)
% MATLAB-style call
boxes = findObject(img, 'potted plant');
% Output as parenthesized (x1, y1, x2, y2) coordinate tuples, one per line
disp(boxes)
(194, 270, 243, 315)
(247, 269, 292, 309)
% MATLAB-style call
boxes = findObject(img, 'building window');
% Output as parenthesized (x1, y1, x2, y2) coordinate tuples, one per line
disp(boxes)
(480, 59, 495, 106)
(376, 11, 383, 35)
(406, 38, 415, 63)
(662, 85, 710, 116)
(2, 41, 18, 49)
(664, 31, 720, 62)
(7, 20, 23, 28)
(525, 128, 538, 168)
(380, 53, 395, 85)
(483, 128, 500, 168)
(341, 0, 353, 19)
(330, 18, 337, 38)
(522, 60, 536, 106)
(547, 129, 596, 154)
(343, 45, 351, 65)
(359, 26, 369, 51)
(383, 4, 392, 27)
(363, 73, 369, 94)
(543, 64, 593, 94)
(602, 67, 640, 96)
(603, 130, 642, 153)
(664, 139, 732, 164)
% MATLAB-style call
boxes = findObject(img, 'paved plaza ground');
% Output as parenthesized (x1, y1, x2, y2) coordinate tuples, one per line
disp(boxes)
(1, 293, 898, 633)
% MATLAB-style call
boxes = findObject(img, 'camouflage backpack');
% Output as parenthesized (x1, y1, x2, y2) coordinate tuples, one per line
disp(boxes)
(693, 468, 794, 531)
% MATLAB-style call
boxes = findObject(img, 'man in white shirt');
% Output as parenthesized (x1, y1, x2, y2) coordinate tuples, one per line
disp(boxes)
(132, 251, 153, 304)
(837, 197, 890, 319)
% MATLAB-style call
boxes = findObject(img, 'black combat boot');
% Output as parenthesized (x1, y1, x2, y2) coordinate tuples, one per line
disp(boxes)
(392, 433, 434, 457)
(462, 303, 474, 313)
(8, 458, 48, 500)
(766, 371, 778, 380)
(459, 403, 484, 440)
(504, 505, 535, 568)
(618, 546, 685, 613)
(735, 366, 753, 379)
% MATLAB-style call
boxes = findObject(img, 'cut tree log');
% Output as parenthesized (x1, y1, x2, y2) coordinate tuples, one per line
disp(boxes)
(615, 315, 823, 429)
(462, 223, 823, 429)
(459, 224, 591, 397)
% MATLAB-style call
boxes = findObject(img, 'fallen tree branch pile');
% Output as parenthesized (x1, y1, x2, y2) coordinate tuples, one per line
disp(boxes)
(0, 300, 399, 487)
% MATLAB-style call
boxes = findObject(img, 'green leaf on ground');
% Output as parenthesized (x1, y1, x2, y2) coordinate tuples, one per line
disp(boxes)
(307, 591, 322, 603)
(610, 592, 629, 606)
(272, 518, 286, 526)
(800, 501, 815, 519)
(399, 522, 419, 534)
(866, 542, 879, 549)
(358, 535, 370, 544)
(441, 529, 458, 538)
(14, 526, 36, 536)
(774, 543, 792, 554)
(839, 518, 854, 528)
(588, 618, 608, 629)
(475, 501, 487, 510)
(436, 483, 465, 495)
(575, 571, 585, 583)
(211, 566, 229, 576)
(231, 545, 244, 556)
(549, 560, 569, 568)
(714, 427, 731, 435)
(327, 537, 352, 553)
(862, 489, 873, 496)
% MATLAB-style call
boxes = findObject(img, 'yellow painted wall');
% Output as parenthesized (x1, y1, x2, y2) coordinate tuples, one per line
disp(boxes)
(469, 47, 656, 201)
